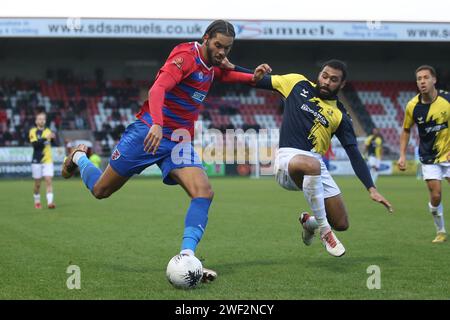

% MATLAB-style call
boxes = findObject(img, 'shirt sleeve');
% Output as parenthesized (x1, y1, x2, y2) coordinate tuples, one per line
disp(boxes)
(29, 129, 37, 143)
(334, 112, 358, 148)
(44, 128, 52, 140)
(158, 52, 197, 84)
(233, 65, 253, 74)
(254, 73, 307, 97)
(148, 71, 179, 126)
(147, 52, 196, 126)
(344, 144, 375, 189)
(376, 137, 382, 147)
(271, 74, 308, 98)
(213, 67, 254, 83)
(403, 101, 415, 129)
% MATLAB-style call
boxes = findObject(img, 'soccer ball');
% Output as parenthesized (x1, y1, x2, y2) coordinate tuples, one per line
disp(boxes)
(166, 254, 203, 289)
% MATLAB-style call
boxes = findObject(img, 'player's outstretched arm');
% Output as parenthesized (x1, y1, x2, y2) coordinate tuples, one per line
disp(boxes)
(344, 144, 393, 213)
(217, 57, 272, 83)
(252, 64, 272, 82)
(220, 58, 305, 95)
(397, 128, 411, 171)
(368, 187, 393, 213)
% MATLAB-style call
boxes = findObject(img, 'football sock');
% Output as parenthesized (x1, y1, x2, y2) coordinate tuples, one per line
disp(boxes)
(33, 193, 41, 204)
(46, 192, 54, 204)
(429, 202, 446, 233)
(303, 175, 330, 234)
(77, 154, 102, 193)
(181, 198, 212, 253)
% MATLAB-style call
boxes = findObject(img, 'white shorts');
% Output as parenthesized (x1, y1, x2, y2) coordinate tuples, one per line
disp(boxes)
(368, 156, 380, 169)
(422, 162, 450, 181)
(31, 163, 54, 179)
(274, 148, 341, 198)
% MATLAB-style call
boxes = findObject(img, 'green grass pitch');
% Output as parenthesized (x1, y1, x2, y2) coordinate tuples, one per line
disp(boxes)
(0, 175, 448, 299)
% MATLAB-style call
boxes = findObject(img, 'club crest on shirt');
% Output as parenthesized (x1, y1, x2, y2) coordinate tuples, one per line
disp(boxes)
(172, 57, 184, 70)
(111, 148, 121, 161)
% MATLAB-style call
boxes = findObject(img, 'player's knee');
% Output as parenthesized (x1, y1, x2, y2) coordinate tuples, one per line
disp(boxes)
(201, 186, 214, 200)
(206, 189, 214, 200)
(289, 157, 320, 176)
(430, 191, 441, 204)
(92, 186, 112, 199)
(330, 215, 349, 231)
(333, 221, 349, 231)
(192, 184, 214, 200)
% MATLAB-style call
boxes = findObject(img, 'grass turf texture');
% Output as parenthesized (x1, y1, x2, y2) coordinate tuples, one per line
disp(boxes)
(0, 176, 448, 299)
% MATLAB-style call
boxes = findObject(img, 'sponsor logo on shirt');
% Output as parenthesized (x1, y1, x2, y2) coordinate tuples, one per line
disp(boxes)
(424, 123, 448, 134)
(300, 103, 329, 126)
(192, 91, 206, 102)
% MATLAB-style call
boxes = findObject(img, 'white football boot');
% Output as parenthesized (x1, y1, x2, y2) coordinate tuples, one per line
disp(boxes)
(320, 229, 346, 257)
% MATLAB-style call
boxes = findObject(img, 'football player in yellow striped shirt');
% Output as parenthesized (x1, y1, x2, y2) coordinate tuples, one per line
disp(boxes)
(364, 128, 383, 183)
(398, 65, 450, 243)
(29, 111, 56, 209)
(227, 59, 393, 257)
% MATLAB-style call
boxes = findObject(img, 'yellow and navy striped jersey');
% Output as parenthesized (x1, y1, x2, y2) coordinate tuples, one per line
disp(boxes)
(403, 90, 450, 164)
(29, 127, 53, 164)
(257, 73, 357, 155)
(365, 135, 383, 158)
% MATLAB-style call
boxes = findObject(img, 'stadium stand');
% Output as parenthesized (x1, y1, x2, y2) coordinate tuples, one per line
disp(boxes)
(349, 81, 419, 153)
(0, 76, 422, 158)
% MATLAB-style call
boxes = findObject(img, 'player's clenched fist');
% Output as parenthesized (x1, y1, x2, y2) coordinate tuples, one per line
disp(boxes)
(252, 64, 272, 82)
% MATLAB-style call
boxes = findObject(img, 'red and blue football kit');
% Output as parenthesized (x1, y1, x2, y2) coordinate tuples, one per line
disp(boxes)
(110, 41, 255, 184)
(137, 41, 253, 139)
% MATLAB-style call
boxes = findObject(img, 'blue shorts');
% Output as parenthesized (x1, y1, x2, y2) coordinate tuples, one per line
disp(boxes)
(109, 119, 204, 185)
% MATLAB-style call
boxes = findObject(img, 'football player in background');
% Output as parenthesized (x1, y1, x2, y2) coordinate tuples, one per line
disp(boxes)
(398, 65, 450, 243)
(365, 128, 383, 183)
(29, 111, 56, 209)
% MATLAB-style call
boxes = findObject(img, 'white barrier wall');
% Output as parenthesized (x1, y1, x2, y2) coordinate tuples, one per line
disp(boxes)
(0, 147, 65, 177)
(327, 160, 393, 176)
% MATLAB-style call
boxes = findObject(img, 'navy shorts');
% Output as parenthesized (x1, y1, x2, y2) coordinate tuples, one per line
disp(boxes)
(109, 119, 204, 185)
